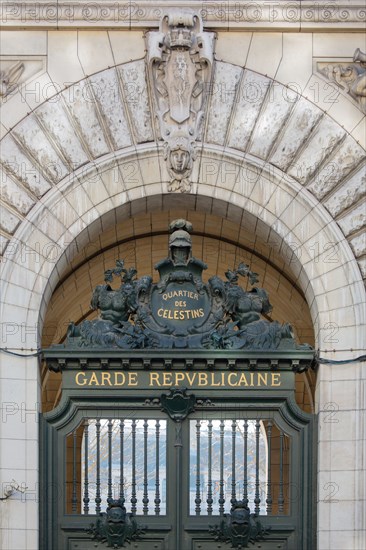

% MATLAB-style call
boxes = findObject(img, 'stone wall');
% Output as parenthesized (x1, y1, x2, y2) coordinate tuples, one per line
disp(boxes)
(0, 7, 365, 549)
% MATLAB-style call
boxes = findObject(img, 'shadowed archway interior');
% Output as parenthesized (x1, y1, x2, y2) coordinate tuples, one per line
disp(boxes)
(41, 199, 316, 414)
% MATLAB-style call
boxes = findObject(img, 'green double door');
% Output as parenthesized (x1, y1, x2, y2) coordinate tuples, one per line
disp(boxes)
(41, 363, 315, 550)
(48, 405, 307, 550)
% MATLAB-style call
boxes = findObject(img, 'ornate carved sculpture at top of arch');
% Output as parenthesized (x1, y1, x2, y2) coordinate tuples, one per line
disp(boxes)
(146, 9, 214, 192)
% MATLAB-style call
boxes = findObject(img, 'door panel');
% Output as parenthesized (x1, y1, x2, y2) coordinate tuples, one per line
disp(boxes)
(41, 372, 315, 550)
(62, 409, 297, 549)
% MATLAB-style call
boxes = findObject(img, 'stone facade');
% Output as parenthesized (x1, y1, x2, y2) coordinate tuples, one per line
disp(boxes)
(0, 4, 365, 549)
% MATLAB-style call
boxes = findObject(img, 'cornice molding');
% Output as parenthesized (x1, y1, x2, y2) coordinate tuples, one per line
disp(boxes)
(1, 1, 365, 31)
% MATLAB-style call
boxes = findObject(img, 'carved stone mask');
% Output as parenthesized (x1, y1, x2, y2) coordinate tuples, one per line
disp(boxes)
(170, 148, 190, 172)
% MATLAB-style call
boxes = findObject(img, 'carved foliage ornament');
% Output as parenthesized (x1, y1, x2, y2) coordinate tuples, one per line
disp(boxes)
(146, 10, 214, 192)
(0, 61, 24, 100)
(65, 219, 311, 352)
(317, 48, 366, 113)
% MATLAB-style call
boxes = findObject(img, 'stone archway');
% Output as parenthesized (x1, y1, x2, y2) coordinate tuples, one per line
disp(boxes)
(1, 142, 364, 344)
(0, 50, 365, 549)
(1, 59, 365, 280)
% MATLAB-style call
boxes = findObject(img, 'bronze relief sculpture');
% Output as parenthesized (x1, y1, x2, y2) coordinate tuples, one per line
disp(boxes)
(66, 219, 310, 352)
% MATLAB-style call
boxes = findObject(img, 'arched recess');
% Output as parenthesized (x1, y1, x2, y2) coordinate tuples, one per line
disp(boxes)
(1, 141, 365, 549)
(1, 135, 365, 357)
(40, 204, 317, 413)
(1, 140, 364, 339)
(1, 57, 364, 366)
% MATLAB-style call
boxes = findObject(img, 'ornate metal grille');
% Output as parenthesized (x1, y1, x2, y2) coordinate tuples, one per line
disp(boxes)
(66, 418, 167, 516)
(189, 419, 267, 516)
(188, 418, 290, 516)
(65, 415, 290, 518)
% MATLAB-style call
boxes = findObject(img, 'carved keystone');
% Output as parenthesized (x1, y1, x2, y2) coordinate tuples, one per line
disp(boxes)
(146, 9, 214, 192)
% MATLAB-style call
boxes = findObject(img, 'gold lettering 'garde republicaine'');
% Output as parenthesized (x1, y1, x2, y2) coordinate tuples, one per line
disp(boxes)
(75, 371, 282, 388)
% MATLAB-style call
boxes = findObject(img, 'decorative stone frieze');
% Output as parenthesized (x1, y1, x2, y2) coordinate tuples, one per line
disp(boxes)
(1, 1, 365, 31)
(147, 9, 214, 192)
(119, 60, 154, 144)
(0, 169, 35, 215)
(0, 203, 22, 233)
(0, 134, 52, 196)
(317, 48, 366, 113)
(306, 135, 365, 200)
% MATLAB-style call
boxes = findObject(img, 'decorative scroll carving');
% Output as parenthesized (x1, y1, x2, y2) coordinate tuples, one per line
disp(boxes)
(317, 48, 366, 113)
(64, 219, 312, 352)
(87, 499, 145, 548)
(209, 500, 269, 548)
(2, 2, 365, 30)
(0, 61, 24, 99)
(147, 10, 214, 192)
